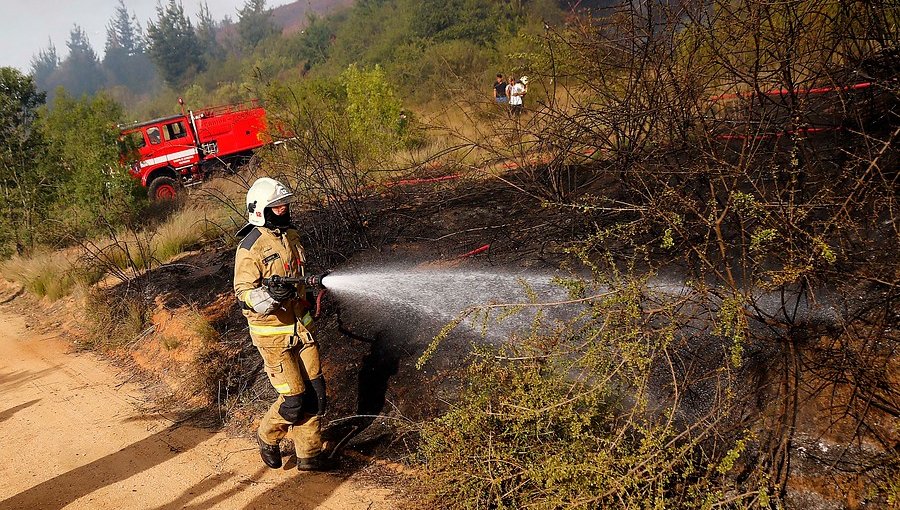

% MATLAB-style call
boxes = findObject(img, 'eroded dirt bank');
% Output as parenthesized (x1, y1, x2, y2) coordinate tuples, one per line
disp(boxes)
(0, 300, 397, 510)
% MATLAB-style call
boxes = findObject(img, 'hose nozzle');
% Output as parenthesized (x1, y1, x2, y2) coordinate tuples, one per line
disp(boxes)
(303, 272, 330, 288)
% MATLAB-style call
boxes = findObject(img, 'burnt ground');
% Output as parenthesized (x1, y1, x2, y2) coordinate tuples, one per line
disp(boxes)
(118, 170, 600, 460)
(100, 162, 897, 507)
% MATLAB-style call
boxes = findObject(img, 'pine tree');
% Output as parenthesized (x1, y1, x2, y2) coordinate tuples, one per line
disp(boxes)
(238, 0, 277, 50)
(146, 0, 205, 87)
(103, 0, 158, 92)
(131, 14, 147, 53)
(29, 40, 58, 92)
(55, 25, 104, 98)
(0, 67, 50, 254)
(105, 0, 138, 55)
(197, 2, 225, 63)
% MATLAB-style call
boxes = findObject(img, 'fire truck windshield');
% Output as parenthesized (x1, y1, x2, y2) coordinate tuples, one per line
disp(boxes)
(122, 130, 146, 150)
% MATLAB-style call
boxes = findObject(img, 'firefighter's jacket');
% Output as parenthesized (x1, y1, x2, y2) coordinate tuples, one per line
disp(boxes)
(234, 225, 312, 346)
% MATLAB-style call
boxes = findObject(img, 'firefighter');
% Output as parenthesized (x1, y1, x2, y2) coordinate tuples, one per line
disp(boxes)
(233, 177, 329, 471)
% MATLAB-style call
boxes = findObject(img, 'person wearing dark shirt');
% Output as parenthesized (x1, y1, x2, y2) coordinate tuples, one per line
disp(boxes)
(493, 74, 508, 104)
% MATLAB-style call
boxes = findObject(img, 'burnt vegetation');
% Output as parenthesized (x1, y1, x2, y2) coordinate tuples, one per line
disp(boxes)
(225, 1, 898, 508)
(184, 1, 899, 507)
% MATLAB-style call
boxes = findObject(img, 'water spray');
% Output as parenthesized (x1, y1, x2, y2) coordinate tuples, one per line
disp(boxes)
(311, 268, 835, 345)
(313, 268, 580, 343)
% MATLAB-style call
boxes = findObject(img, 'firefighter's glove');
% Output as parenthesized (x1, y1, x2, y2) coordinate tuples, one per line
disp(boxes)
(267, 280, 297, 303)
(247, 287, 278, 315)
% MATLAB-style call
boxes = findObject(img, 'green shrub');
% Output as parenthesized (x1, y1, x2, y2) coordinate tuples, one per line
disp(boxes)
(416, 279, 755, 509)
(341, 64, 407, 161)
(39, 91, 144, 245)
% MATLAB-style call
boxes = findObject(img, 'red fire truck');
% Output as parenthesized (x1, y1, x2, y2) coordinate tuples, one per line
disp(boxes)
(119, 100, 269, 200)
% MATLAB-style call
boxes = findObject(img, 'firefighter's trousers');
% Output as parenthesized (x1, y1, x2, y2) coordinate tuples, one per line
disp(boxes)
(252, 330, 324, 459)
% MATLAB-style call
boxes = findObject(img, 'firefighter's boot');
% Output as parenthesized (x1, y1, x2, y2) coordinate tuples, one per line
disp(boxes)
(257, 435, 283, 469)
(297, 451, 333, 471)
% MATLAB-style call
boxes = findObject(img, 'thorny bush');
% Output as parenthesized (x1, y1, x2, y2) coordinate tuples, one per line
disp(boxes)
(417, 275, 758, 509)
(245, 72, 428, 265)
(421, 0, 899, 507)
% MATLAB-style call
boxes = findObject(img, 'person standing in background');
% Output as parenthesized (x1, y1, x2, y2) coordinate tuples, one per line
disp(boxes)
(509, 77, 525, 117)
(493, 73, 508, 105)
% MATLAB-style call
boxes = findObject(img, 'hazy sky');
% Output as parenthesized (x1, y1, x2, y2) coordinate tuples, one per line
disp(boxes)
(0, 0, 290, 72)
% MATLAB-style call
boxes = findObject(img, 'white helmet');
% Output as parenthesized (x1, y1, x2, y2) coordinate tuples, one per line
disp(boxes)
(246, 177, 294, 226)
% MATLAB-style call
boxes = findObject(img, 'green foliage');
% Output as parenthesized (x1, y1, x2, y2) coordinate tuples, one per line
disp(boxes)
(146, 0, 205, 88)
(57, 25, 104, 98)
(238, 0, 278, 51)
(813, 236, 837, 264)
(417, 279, 750, 508)
(341, 64, 406, 160)
(39, 91, 142, 242)
(29, 42, 58, 90)
(263, 63, 410, 174)
(196, 2, 225, 63)
(0, 67, 49, 256)
(715, 294, 748, 368)
(103, 1, 158, 94)
(716, 431, 752, 475)
(104, 0, 142, 55)
(750, 228, 777, 252)
(294, 14, 334, 69)
(409, 0, 502, 44)
(29, 2, 158, 104)
(322, 0, 411, 73)
(307, 0, 555, 101)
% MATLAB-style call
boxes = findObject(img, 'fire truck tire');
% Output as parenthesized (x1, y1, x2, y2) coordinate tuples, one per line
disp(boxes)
(148, 176, 180, 201)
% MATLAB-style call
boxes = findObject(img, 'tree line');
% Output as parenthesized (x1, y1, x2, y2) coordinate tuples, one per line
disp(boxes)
(0, 68, 139, 256)
(29, 0, 280, 104)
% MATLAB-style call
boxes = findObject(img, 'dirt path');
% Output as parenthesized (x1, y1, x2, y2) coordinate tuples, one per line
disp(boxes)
(0, 307, 396, 510)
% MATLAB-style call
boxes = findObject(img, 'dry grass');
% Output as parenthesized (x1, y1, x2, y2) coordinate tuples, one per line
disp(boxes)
(85, 203, 235, 278)
(1, 202, 236, 300)
(392, 92, 586, 176)
(398, 101, 498, 171)
(0, 250, 102, 300)
(192, 175, 253, 230)
(83, 288, 147, 350)
(151, 204, 230, 261)
(190, 313, 220, 346)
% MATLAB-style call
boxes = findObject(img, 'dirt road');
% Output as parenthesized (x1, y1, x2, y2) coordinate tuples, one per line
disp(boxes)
(0, 307, 395, 510)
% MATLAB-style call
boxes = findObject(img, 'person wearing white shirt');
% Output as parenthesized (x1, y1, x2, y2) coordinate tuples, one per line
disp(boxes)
(509, 78, 526, 116)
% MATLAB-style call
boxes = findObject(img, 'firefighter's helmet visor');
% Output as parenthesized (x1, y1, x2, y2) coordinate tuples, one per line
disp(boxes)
(266, 193, 294, 209)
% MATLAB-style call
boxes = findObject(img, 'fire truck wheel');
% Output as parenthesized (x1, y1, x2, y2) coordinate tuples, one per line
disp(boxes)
(148, 176, 179, 201)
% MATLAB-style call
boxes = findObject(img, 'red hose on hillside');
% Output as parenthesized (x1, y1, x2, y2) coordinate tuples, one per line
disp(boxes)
(384, 174, 461, 187)
(716, 126, 840, 141)
(458, 244, 491, 258)
(709, 82, 872, 101)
